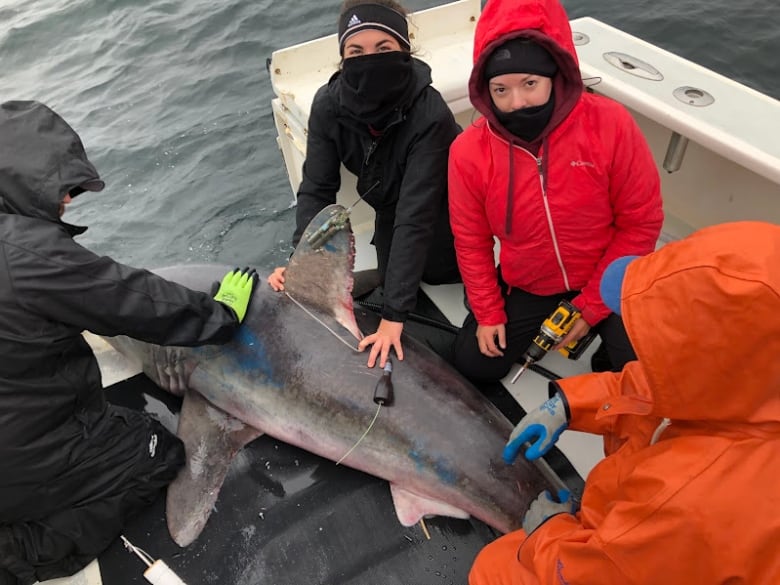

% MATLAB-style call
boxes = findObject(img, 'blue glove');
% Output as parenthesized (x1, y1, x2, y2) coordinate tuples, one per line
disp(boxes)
(503, 392, 569, 463)
(523, 489, 576, 535)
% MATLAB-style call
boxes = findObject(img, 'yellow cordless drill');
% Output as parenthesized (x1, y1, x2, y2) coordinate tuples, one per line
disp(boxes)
(511, 300, 596, 384)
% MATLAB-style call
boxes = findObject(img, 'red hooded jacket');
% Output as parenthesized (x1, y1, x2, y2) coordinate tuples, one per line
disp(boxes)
(470, 221, 780, 584)
(449, 0, 663, 326)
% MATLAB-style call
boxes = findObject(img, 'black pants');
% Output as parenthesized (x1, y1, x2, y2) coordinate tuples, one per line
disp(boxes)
(374, 211, 462, 288)
(420, 214, 461, 285)
(453, 281, 635, 384)
(0, 407, 185, 585)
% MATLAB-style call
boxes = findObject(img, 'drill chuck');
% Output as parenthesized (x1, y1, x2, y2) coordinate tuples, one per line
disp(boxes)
(522, 340, 548, 364)
(512, 300, 584, 384)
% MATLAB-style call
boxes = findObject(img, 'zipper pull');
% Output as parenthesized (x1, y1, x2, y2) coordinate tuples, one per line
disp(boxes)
(364, 139, 378, 166)
(536, 156, 547, 193)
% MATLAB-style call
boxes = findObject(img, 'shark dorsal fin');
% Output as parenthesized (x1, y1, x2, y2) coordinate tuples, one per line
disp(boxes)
(285, 204, 362, 341)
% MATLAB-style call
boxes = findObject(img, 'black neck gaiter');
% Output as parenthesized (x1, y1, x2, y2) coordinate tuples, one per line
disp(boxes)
(493, 91, 555, 142)
(338, 52, 415, 128)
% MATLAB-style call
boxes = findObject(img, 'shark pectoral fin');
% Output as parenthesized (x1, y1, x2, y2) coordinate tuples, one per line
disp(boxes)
(388, 484, 471, 527)
(166, 390, 264, 547)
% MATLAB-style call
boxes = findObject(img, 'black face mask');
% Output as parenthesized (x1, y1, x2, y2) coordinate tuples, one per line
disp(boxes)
(493, 91, 555, 142)
(338, 51, 415, 128)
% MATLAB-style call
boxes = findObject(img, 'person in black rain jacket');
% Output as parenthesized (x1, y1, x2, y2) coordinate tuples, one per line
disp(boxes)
(268, 0, 461, 370)
(0, 100, 256, 584)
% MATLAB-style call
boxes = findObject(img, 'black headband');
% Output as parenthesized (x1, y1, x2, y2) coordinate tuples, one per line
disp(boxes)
(484, 38, 558, 80)
(338, 3, 410, 56)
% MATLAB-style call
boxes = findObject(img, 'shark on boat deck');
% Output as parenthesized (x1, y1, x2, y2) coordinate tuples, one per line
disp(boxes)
(104, 204, 561, 547)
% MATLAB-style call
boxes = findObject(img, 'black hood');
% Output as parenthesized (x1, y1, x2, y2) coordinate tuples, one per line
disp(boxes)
(0, 101, 104, 229)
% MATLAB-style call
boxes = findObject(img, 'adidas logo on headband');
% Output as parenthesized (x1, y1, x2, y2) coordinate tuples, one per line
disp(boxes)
(337, 3, 410, 56)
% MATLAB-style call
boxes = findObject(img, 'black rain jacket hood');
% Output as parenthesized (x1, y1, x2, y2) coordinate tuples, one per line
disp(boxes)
(0, 100, 104, 234)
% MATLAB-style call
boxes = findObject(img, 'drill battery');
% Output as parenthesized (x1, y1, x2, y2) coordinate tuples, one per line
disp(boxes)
(528, 299, 596, 362)
(560, 326, 598, 360)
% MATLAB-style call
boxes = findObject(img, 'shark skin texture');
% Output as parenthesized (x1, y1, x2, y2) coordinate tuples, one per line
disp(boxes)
(105, 205, 558, 547)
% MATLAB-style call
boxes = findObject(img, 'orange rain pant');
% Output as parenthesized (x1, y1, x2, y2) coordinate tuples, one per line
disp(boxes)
(469, 530, 537, 585)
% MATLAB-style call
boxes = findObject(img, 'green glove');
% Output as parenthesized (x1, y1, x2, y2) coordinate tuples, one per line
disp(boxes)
(213, 267, 258, 323)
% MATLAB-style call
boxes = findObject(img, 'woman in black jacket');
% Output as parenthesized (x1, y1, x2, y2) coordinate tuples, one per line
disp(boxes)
(268, 0, 461, 369)
(0, 100, 256, 584)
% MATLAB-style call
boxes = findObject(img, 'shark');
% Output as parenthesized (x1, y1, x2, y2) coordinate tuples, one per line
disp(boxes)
(105, 204, 560, 547)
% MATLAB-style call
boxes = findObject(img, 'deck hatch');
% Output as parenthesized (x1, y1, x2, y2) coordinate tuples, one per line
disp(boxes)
(603, 51, 664, 81)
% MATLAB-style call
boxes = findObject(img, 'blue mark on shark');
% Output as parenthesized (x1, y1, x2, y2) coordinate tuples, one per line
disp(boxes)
(231, 327, 283, 389)
(192, 326, 282, 389)
(408, 448, 458, 486)
(322, 240, 340, 253)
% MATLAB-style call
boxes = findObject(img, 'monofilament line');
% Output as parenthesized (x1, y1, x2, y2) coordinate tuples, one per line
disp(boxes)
(335, 402, 382, 465)
(120, 535, 154, 567)
(285, 291, 360, 352)
(284, 291, 382, 464)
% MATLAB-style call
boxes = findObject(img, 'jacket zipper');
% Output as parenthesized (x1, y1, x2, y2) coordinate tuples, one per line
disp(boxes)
(487, 124, 572, 292)
(536, 153, 571, 291)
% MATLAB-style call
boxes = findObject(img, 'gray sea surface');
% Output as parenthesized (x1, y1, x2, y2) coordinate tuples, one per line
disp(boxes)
(2, 0, 778, 271)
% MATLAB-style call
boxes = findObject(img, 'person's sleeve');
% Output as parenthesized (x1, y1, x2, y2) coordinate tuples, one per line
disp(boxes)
(515, 513, 631, 584)
(552, 361, 654, 437)
(516, 366, 657, 584)
(571, 106, 663, 325)
(12, 238, 239, 346)
(292, 89, 342, 247)
(508, 360, 730, 584)
(448, 131, 505, 326)
(380, 99, 460, 322)
(516, 438, 735, 585)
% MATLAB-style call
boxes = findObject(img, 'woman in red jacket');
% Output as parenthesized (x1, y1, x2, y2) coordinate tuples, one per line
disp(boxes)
(448, 0, 663, 382)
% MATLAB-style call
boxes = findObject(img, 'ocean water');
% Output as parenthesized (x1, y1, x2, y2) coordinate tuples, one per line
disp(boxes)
(2, 0, 778, 272)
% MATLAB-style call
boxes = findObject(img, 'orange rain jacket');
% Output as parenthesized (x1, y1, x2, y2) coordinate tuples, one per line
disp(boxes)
(470, 221, 780, 584)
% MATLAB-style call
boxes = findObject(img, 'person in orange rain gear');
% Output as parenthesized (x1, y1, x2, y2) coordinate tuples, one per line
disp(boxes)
(471, 220, 780, 585)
